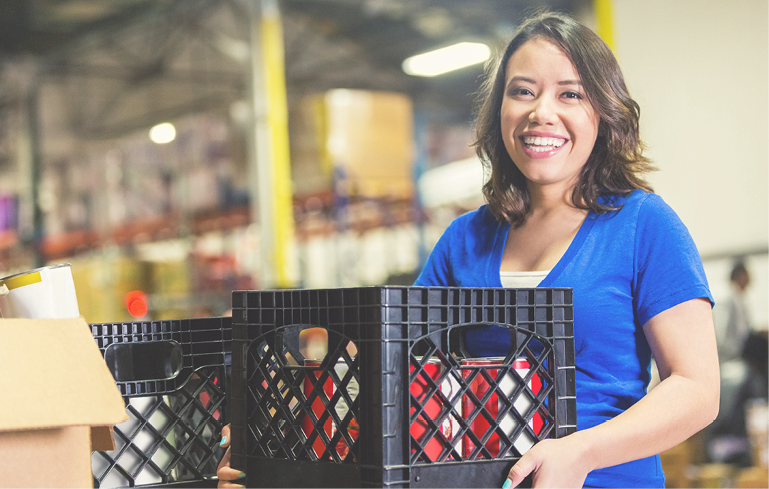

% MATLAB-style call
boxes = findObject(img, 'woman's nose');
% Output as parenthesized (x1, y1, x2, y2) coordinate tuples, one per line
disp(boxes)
(528, 97, 558, 125)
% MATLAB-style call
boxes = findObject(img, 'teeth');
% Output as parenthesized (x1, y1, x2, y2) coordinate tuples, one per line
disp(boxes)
(523, 136, 566, 149)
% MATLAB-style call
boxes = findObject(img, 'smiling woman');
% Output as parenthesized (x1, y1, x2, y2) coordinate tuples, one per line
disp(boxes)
(414, 10, 720, 489)
(500, 38, 599, 193)
(474, 12, 654, 229)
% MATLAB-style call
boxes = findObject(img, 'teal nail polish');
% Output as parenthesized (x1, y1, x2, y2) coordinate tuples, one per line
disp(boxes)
(219, 435, 227, 446)
(502, 479, 512, 489)
(237, 472, 247, 479)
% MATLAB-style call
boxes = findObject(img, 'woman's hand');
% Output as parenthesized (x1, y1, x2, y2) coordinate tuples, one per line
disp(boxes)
(505, 435, 592, 488)
(217, 424, 247, 488)
(505, 298, 719, 488)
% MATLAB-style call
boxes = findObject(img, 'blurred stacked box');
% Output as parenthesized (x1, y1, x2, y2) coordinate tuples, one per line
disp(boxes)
(289, 90, 414, 200)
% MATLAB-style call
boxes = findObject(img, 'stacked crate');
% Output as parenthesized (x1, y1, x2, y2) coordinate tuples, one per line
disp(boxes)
(90, 317, 231, 488)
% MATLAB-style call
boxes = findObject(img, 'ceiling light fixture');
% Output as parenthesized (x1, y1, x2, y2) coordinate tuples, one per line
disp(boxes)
(402, 42, 491, 77)
(149, 122, 176, 144)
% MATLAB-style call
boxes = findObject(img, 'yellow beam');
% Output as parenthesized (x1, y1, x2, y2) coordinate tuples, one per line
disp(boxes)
(594, 0, 615, 52)
(260, 3, 296, 288)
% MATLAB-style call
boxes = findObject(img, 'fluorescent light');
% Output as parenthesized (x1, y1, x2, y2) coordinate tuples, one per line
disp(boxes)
(149, 122, 176, 144)
(402, 42, 491, 77)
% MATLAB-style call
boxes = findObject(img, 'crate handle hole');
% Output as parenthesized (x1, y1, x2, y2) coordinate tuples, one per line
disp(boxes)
(299, 327, 328, 362)
(104, 340, 183, 382)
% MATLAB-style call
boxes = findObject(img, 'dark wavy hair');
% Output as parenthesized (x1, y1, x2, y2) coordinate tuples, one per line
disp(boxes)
(474, 11, 655, 226)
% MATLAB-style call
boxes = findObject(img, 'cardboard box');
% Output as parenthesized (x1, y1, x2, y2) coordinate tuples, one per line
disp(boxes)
(0, 317, 128, 488)
(290, 90, 415, 199)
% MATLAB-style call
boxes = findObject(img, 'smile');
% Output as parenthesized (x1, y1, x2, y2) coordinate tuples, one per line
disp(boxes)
(522, 136, 567, 152)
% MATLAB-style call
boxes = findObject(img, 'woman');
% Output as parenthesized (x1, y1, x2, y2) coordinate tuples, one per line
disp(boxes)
(414, 11, 719, 489)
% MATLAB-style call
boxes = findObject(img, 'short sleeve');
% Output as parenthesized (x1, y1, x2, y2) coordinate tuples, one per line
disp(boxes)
(633, 194, 713, 326)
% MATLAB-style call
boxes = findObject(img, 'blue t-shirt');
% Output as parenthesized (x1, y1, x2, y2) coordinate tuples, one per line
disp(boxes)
(414, 190, 713, 488)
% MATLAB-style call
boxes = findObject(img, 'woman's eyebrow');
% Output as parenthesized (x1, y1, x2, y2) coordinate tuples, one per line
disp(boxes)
(508, 75, 536, 84)
(506, 76, 582, 86)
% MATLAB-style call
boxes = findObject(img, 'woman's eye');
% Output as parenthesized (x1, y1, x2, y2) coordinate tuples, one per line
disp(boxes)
(510, 87, 533, 97)
(562, 91, 583, 100)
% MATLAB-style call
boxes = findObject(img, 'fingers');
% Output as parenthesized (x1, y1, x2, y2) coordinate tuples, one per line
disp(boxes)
(216, 446, 231, 474)
(217, 447, 245, 478)
(219, 424, 231, 448)
(506, 455, 536, 488)
(217, 428, 247, 486)
(218, 464, 246, 483)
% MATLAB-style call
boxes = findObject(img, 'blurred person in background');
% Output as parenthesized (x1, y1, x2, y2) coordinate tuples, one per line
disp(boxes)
(706, 329, 768, 466)
(414, 11, 719, 488)
(716, 261, 753, 363)
(706, 260, 766, 467)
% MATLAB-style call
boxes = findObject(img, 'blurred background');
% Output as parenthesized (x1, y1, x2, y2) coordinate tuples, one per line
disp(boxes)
(0, 0, 766, 485)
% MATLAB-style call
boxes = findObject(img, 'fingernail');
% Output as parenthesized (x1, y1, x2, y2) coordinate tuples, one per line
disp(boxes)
(502, 479, 512, 489)
(237, 472, 247, 479)
(219, 435, 227, 446)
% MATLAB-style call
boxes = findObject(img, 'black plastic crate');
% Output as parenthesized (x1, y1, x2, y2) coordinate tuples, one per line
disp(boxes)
(90, 317, 232, 488)
(229, 287, 576, 488)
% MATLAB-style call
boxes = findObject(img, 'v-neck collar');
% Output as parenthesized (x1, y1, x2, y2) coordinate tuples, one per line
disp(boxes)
(491, 211, 597, 287)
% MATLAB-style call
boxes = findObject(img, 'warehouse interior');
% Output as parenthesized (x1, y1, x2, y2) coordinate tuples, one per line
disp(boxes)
(0, 0, 766, 487)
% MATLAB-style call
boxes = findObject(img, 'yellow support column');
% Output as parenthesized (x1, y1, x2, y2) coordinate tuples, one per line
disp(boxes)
(247, 0, 296, 289)
(594, 0, 615, 51)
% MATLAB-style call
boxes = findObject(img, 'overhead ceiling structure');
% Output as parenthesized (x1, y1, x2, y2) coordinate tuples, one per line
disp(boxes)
(0, 0, 588, 139)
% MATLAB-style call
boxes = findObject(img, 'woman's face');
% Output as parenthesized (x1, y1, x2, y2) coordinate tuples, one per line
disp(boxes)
(500, 37, 600, 194)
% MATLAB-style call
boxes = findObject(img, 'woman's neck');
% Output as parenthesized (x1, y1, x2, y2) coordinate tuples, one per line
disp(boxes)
(527, 181, 580, 215)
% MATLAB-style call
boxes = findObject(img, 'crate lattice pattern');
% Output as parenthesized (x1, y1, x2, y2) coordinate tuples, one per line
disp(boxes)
(408, 330, 555, 463)
(246, 329, 361, 463)
(90, 318, 230, 488)
(243, 325, 556, 464)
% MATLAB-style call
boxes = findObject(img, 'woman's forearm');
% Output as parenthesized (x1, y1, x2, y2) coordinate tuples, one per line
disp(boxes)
(507, 299, 719, 487)
(574, 371, 719, 473)
(577, 298, 720, 472)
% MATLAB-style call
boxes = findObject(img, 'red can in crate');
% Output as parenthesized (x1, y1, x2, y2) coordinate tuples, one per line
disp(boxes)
(409, 357, 461, 461)
(302, 359, 359, 459)
(461, 357, 543, 458)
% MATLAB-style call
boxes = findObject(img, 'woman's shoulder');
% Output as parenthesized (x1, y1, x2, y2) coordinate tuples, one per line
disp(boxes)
(449, 204, 502, 230)
(602, 188, 649, 206)
(438, 205, 505, 255)
(602, 190, 674, 219)
(601, 190, 692, 243)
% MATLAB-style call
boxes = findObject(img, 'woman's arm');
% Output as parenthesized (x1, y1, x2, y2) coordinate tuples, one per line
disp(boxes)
(506, 298, 720, 488)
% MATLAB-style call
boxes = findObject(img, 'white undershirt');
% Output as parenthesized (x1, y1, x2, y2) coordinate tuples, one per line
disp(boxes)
(500, 270, 551, 288)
